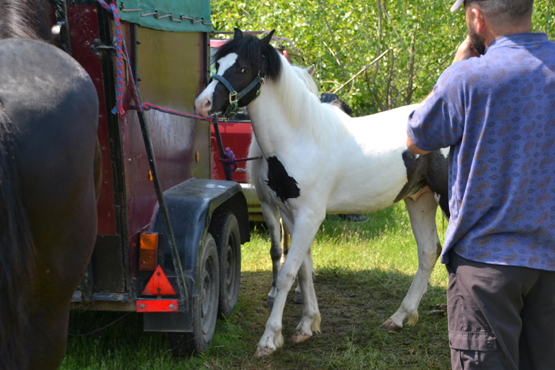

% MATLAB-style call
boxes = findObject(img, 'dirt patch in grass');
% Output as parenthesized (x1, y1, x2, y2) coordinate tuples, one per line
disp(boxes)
(219, 268, 450, 370)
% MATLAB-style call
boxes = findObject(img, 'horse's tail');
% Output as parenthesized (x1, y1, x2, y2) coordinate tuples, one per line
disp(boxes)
(0, 106, 35, 370)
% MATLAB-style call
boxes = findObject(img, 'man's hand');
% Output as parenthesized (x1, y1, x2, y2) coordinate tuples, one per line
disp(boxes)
(453, 36, 481, 64)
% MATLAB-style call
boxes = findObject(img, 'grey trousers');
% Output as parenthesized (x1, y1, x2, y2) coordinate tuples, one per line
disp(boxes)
(447, 250, 555, 370)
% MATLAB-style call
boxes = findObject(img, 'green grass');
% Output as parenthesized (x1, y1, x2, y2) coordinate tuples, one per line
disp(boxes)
(61, 203, 450, 369)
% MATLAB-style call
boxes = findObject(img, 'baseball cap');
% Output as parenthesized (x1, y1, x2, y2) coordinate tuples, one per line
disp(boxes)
(451, 0, 464, 12)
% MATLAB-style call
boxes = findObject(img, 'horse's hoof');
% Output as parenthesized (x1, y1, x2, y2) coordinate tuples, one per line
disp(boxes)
(254, 346, 275, 357)
(380, 318, 402, 331)
(265, 297, 275, 308)
(291, 332, 311, 343)
(293, 291, 303, 304)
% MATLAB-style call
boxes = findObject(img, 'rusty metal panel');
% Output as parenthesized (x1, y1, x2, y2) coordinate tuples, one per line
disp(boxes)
(67, 4, 119, 236)
(119, 26, 210, 277)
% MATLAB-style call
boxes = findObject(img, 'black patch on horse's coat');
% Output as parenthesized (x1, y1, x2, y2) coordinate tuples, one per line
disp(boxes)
(395, 150, 450, 218)
(266, 156, 300, 202)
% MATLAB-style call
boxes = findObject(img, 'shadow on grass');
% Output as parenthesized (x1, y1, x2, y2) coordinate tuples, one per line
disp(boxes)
(250, 203, 418, 247)
(64, 267, 449, 370)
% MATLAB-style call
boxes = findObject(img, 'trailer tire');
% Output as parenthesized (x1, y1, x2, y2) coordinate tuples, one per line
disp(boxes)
(166, 233, 219, 356)
(209, 209, 241, 318)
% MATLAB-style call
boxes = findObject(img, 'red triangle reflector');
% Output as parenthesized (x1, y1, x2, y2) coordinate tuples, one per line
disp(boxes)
(142, 265, 176, 296)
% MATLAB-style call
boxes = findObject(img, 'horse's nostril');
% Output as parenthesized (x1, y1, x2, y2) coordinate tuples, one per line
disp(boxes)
(195, 97, 211, 115)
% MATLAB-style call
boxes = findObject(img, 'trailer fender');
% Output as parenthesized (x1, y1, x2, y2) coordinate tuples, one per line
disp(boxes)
(143, 178, 248, 332)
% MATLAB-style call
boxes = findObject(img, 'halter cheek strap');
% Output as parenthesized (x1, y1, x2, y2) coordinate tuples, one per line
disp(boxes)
(209, 58, 267, 118)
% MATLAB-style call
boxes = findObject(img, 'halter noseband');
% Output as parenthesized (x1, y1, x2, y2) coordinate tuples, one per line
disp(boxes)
(209, 58, 267, 118)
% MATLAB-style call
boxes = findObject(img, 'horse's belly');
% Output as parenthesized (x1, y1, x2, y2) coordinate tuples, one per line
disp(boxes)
(325, 156, 408, 213)
(326, 180, 405, 213)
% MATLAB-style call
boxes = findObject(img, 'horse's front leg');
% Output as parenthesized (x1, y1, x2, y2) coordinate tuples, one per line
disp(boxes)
(291, 251, 320, 343)
(255, 212, 323, 357)
(382, 188, 442, 330)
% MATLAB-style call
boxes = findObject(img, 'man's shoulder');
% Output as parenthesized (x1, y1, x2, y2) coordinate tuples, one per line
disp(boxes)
(437, 57, 490, 90)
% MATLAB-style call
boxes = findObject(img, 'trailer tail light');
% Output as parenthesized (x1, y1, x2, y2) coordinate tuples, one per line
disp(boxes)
(137, 299, 178, 313)
(142, 265, 176, 296)
(139, 232, 158, 271)
(137, 266, 178, 313)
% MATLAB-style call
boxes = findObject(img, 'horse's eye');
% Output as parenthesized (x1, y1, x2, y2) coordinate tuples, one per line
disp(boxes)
(241, 68, 249, 74)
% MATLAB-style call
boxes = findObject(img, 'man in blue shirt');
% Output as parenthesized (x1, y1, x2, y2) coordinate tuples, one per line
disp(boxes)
(407, 0, 555, 368)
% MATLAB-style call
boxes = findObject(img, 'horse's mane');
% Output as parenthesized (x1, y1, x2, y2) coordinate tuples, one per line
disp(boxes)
(0, 0, 52, 41)
(269, 55, 349, 144)
(214, 34, 282, 81)
(291, 65, 319, 96)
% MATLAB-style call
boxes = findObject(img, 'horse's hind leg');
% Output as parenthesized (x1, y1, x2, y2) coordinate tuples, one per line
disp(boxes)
(381, 188, 441, 330)
(262, 200, 284, 308)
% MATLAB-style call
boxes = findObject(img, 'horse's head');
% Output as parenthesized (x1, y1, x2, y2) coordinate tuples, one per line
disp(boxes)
(195, 28, 282, 117)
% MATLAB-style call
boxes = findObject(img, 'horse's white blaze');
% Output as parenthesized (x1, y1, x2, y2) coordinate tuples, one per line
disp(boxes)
(216, 52, 239, 74)
(194, 53, 238, 116)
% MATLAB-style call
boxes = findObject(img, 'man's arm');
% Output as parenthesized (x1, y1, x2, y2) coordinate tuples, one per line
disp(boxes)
(406, 134, 430, 155)
(406, 37, 478, 155)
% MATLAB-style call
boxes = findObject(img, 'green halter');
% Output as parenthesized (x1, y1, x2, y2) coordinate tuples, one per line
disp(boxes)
(209, 59, 267, 117)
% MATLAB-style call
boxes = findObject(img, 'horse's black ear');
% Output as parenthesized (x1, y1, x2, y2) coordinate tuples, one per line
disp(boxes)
(261, 30, 275, 46)
(234, 28, 243, 39)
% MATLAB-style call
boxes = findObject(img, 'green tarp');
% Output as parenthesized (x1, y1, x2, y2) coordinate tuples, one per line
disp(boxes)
(117, 0, 214, 32)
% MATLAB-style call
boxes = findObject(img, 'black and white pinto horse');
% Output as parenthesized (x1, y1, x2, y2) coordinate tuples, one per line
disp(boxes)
(246, 64, 319, 308)
(0, 1, 100, 369)
(195, 29, 449, 357)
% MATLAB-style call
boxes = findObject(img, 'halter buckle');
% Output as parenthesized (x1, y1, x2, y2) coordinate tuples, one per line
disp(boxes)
(229, 91, 238, 105)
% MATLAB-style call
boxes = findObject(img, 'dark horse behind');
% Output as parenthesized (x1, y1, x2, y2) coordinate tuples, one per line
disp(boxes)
(0, 0, 100, 369)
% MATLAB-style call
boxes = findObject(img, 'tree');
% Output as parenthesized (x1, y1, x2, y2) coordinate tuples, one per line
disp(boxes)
(211, 0, 555, 115)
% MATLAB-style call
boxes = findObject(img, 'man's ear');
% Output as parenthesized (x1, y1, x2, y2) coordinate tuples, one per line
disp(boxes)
(471, 8, 486, 34)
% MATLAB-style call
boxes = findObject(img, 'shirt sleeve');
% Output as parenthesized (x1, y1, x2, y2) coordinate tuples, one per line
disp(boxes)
(407, 66, 466, 152)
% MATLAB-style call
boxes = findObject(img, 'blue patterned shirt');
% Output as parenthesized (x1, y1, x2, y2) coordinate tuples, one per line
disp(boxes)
(407, 33, 555, 271)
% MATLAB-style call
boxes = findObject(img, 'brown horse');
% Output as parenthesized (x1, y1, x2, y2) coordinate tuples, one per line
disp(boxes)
(0, 1, 100, 369)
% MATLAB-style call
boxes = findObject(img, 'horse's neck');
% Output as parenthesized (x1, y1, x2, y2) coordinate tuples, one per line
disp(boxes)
(0, 0, 52, 41)
(247, 61, 344, 155)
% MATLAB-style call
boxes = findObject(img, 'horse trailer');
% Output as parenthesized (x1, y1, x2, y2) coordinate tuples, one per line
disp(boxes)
(58, 0, 250, 355)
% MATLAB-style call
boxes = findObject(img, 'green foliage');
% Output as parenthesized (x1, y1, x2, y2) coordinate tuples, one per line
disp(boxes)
(211, 0, 555, 115)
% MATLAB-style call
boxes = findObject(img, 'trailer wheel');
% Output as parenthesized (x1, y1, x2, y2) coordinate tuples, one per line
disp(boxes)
(166, 233, 219, 356)
(209, 209, 241, 318)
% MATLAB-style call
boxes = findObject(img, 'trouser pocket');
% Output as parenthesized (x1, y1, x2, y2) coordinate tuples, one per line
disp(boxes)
(449, 331, 500, 370)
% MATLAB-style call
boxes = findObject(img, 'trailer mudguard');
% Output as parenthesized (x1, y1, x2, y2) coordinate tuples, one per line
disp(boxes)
(143, 178, 249, 332)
